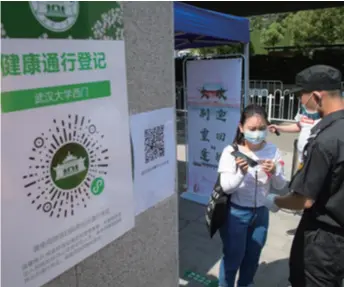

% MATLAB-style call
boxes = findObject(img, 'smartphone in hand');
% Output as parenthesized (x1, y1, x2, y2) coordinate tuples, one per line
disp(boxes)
(231, 151, 258, 167)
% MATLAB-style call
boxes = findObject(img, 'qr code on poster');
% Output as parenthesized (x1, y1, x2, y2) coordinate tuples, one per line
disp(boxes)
(144, 124, 165, 163)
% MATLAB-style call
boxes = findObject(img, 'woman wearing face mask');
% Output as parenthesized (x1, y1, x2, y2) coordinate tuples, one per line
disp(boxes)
(269, 92, 321, 168)
(217, 104, 287, 287)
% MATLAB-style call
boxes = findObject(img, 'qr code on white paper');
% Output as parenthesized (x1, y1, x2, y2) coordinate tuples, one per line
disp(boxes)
(144, 125, 165, 163)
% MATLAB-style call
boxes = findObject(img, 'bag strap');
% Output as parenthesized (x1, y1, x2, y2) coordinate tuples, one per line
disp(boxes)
(232, 143, 239, 152)
(232, 143, 239, 171)
(214, 143, 239, 193)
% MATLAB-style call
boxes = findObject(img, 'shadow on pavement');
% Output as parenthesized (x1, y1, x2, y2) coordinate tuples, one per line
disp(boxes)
(178, 197, 293, 287)
(255, 258, 290, 287)
(179, 197, 222, 287)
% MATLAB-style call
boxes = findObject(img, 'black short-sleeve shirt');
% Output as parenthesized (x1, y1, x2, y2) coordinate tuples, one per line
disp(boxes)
(289, 110, 344, 228)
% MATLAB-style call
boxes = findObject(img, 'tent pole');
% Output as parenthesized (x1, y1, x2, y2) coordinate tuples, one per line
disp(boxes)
(244, 42, 250, 108)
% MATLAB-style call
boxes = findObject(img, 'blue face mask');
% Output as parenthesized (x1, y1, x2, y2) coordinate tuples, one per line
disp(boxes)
(300, 105, 321, 120)
(300, 93, 321, 120)
(244, 130, 267, 145)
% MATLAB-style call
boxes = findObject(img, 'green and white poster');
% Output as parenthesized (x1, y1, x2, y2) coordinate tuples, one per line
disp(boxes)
(1, 2, 134, 287)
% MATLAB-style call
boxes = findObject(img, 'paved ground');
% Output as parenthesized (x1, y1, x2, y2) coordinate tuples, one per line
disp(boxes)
(177, 116, 301, 287)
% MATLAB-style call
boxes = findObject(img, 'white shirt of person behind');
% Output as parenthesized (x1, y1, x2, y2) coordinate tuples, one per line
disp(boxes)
(294, 111, 321, 163)
(218, 142, 287, 208)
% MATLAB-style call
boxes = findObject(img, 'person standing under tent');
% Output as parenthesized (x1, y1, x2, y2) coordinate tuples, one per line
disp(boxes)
(217, 104, 287, 287)
(265, 65, 344, 287)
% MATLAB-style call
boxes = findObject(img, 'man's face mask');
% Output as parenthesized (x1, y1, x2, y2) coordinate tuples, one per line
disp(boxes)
(300, 93, 321, 120)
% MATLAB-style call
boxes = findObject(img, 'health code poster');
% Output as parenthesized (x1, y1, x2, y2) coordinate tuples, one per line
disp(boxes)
(1, 2, 135, 286)
(130, 108, 176, 216)
(182, 58, 242, 205)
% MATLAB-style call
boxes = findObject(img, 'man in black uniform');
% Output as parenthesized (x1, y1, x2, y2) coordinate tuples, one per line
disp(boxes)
(265, 65, 344, 287)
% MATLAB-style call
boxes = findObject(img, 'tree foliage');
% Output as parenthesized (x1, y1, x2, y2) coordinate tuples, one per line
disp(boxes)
(192, 44, 241, 57)
(250, 7, 344, 47)
(190, 42, 255, 57)
(283, 8, 344, 46)
(188, 7, 344, 56)
(261, 22, 285, 47)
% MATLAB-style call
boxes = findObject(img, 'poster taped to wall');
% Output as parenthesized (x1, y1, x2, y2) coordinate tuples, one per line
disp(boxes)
(130, 107, 176, 216)
(1, 38, 135, 287)
(182, 58, 242, 205)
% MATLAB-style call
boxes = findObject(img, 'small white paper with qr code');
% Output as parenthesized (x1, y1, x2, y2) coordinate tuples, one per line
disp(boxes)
(130, 107, 176, 216)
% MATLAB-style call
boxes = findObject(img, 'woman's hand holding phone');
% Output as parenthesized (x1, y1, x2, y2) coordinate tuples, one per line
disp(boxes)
(235, 158, 249, 174)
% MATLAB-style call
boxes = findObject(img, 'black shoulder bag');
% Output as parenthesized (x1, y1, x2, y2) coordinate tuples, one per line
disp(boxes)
(205, 144, 238, 238)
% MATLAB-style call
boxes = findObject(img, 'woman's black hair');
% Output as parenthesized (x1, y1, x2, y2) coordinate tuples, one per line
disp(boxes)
(233, 104, 268, 145)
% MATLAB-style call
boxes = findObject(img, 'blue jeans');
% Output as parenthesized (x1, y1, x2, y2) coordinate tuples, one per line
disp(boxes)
(218, 203, 269, 287)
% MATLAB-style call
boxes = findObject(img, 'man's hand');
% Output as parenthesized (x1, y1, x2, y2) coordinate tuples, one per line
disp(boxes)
(268, 124, 280, 133)
(269, 123, 301, 133)
(274, 192, 314, 211)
